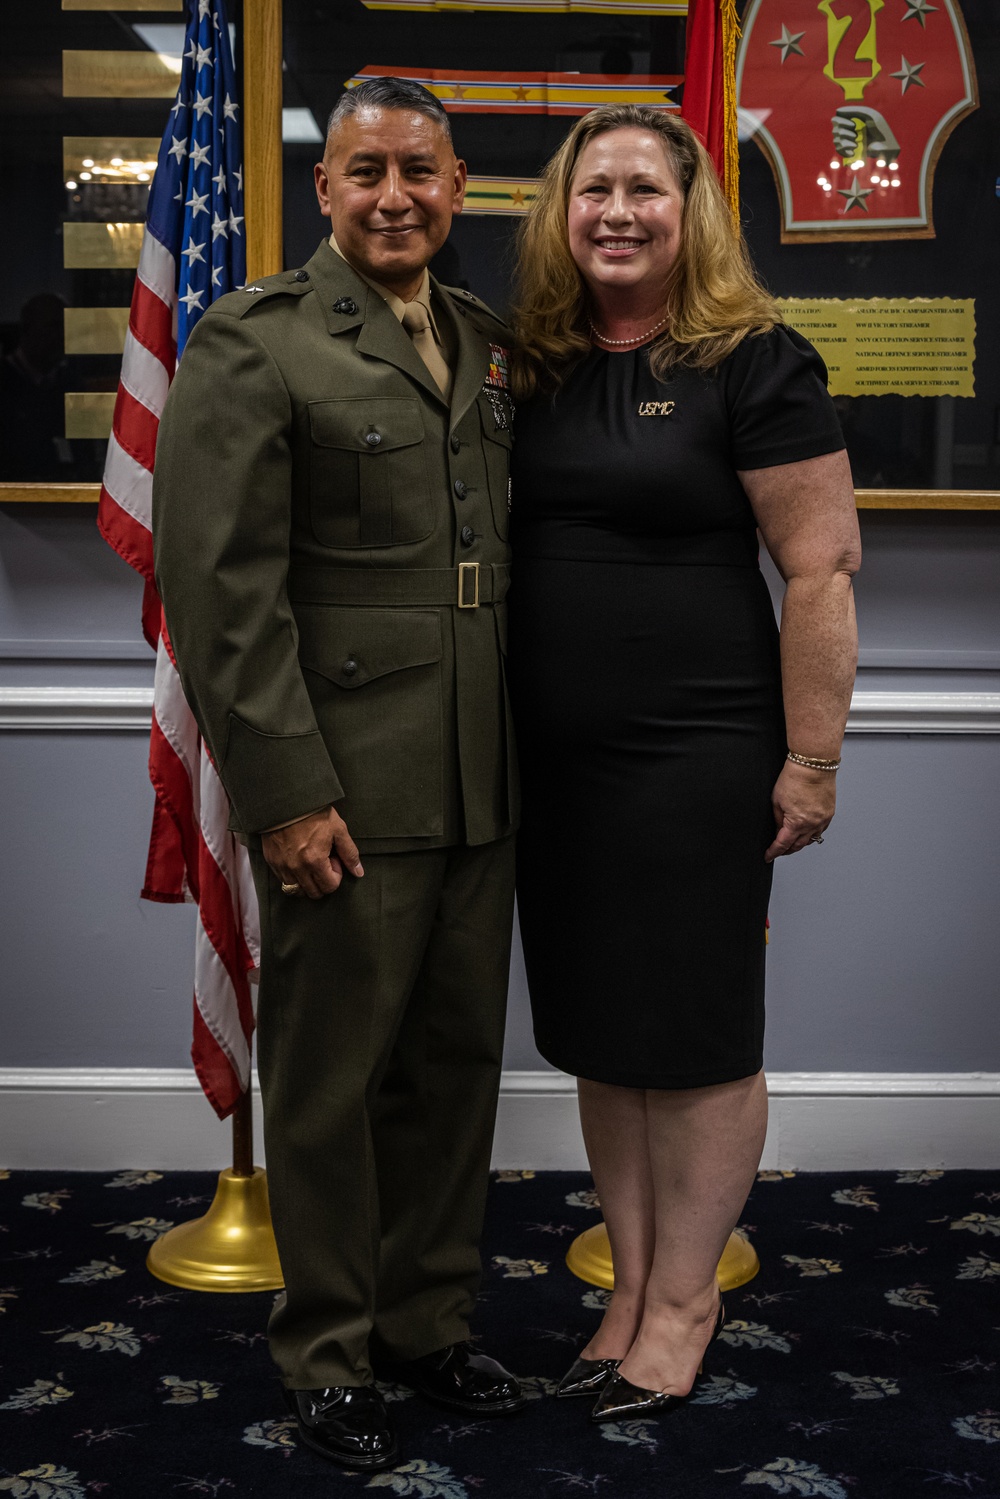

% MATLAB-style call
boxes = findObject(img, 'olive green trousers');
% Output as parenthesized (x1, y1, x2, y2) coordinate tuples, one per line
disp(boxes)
(252, 837, 516, 1390)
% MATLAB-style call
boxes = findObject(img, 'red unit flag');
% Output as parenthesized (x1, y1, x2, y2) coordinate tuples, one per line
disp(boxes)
(681, 0, 742, 218)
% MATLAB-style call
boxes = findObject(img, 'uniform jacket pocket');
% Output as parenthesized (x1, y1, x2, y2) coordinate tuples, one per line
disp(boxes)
(308, 397, 433, 549)
(296, 605, 444, 838)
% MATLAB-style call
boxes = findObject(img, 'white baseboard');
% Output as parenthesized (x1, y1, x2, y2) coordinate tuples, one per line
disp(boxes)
(2, 688, 1000, 733)
(1, 1068, 998, 1173)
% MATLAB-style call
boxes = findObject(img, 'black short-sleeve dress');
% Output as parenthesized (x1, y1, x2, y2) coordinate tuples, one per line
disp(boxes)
(508, 325, 845, 1089)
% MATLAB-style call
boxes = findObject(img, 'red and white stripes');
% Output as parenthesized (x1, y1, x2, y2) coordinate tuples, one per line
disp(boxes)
(98, 234, 175, 581)
(98, 229, 259, 1122)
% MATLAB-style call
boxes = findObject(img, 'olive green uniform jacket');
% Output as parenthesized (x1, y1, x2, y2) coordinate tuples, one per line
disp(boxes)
(152, 238, 517, 851)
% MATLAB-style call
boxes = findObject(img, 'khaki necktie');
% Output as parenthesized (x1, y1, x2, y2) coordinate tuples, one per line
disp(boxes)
(401, 301, 452, 399)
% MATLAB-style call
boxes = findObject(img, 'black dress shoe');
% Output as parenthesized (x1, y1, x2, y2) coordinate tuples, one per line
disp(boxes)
(555, 1354, 621, 1398)
(590, 1298, 726, 1423)
(590, 1369, 688, 1423)
(390, 1341, 526, 1415)
(284, 1385, 399, 1470)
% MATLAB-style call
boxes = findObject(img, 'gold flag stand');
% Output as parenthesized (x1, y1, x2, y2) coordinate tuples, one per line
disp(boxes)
(147, 1085, 284, 1292)
(566, 1224, 759, 1292)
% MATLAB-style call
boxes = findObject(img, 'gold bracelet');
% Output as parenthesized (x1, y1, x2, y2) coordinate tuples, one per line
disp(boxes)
(787, 750, 841, 772)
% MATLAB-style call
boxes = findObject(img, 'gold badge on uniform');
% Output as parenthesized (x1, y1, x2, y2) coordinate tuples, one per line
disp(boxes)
(637, 401, 675, 417)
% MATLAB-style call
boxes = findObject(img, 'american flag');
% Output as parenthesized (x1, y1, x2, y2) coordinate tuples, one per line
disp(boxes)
(97, 0, 259, 1120)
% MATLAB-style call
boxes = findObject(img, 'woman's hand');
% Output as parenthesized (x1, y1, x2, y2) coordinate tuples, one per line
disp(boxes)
(765, 760, 836, 863)
(740, 449, 858, 867)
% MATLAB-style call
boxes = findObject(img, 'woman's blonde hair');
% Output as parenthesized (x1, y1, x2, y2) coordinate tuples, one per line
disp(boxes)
(511, 105, 780, 397)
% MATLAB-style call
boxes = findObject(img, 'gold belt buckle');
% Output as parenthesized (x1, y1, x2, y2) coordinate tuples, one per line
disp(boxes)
(457, 561, 480, 609)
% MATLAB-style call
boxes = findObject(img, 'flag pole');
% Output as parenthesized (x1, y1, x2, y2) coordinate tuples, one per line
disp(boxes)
(147, 0, 285, 1292)
(229, 0, 282, 1193)
(228, 0, 282, 1198)
(231, 1088, 255, 1179)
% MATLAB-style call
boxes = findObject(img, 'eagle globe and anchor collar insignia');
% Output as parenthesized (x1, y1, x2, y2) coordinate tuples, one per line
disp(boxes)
(737, 0, 978, 240)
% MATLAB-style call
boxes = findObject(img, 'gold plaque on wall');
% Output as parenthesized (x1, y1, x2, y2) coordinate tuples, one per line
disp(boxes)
(63, 222, 144, 269)
(63, 0, 182, 9)
(65, 393, 116, 440)
(64, 137, 160, 180)
(63, 49, 181, 98)
(778, 298, 976, 398)
(64, 308, 131, 356)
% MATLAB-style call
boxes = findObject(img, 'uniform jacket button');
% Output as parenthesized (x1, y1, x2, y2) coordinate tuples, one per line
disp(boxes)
(450, 434, 461, 454)
(342, 658, 358, 677)
(454, 479, 468, 500)
(294, 270, 309, 282)
(460, 525, 475, 547)
(365, 431, 382, 447)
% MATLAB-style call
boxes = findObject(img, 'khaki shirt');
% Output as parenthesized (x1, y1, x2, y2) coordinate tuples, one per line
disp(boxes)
(329, 235, 455, 399)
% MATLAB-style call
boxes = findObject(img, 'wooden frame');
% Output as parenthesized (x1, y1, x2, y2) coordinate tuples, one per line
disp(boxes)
(0, 0, 283, 509)
(243, 0, 283, 284)
(855, 491, 1000, 511)
(1, 0, 996, 512)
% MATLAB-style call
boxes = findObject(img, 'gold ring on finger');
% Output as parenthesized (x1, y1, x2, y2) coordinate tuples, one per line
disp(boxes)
(280, 881, 301, 894)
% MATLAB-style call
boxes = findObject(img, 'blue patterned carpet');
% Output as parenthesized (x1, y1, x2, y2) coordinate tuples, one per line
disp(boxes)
(1, 1168, 999, 1499)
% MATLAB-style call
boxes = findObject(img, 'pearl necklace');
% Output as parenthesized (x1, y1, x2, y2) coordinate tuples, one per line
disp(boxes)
(589, 315, 668, 347)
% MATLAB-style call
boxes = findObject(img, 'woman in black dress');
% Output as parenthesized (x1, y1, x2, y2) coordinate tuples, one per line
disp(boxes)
(508, 106, 860, 1419)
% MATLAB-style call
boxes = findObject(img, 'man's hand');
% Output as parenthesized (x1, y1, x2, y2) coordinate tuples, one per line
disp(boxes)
(765, 761, 836, 863)
(262, 807, 364, 899)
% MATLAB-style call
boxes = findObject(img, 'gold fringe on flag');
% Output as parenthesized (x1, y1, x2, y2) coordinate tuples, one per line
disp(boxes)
(721, 0, 741, 225)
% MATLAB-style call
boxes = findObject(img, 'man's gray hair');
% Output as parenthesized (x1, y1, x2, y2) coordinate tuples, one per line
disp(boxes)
(327, 77, 452, 143)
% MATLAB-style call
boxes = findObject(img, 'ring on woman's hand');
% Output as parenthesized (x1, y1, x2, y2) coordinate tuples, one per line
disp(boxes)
(809, 834, 825, 845)
(280, 881, 301, 894)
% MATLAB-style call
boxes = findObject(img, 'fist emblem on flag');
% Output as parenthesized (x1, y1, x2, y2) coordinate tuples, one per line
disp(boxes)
(830, 105, 900, 169)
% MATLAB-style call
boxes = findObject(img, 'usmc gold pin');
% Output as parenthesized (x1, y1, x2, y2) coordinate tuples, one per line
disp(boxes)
(638, 401, 675, 417)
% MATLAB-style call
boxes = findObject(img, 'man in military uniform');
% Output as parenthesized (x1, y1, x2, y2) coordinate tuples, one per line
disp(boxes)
(153, 77, 520, 1473)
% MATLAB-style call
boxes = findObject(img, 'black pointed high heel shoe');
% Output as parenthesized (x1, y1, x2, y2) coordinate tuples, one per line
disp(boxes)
(589, 1298, 725, 1423)
(555, 1354, 621, 1399)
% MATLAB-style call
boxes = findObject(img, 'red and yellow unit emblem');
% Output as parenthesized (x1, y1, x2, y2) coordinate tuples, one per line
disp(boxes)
(737, 0, 978, 240)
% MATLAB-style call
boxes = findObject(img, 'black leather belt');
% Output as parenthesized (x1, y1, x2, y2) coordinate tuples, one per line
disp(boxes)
(288, 562, 509, 609)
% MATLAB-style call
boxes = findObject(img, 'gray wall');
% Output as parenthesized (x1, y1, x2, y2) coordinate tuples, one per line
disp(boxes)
(2, 504, 999, 1073)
